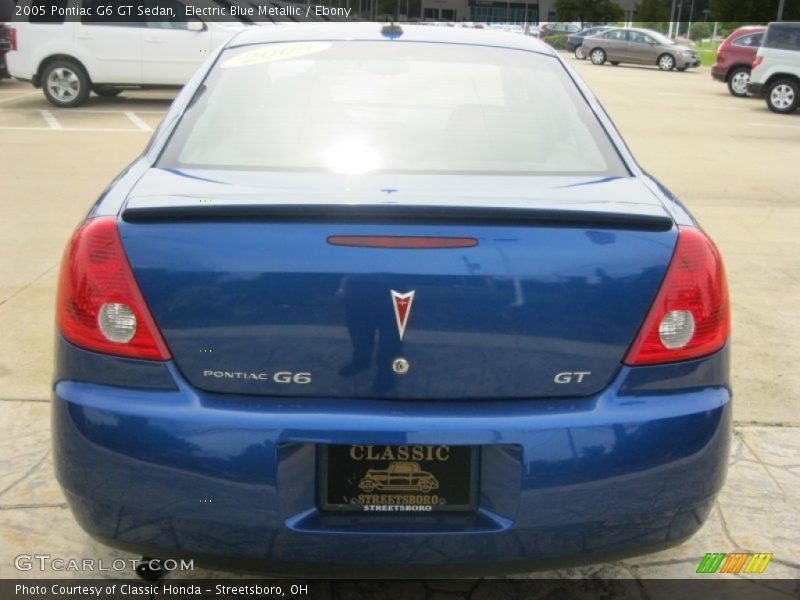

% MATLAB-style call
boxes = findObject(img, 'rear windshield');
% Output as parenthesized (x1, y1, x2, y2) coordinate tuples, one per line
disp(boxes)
(159, 41, 628, 176)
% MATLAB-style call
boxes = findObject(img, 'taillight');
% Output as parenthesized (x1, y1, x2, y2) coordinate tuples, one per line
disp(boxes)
(752, 56, 763, 69)
(56, 217, 171, 361)
(9, 28, 16, 51)
(624, 226, 729, 366)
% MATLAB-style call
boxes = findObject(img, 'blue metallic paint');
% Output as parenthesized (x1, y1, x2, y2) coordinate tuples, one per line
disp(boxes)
(53, 337, 730, 573)
(53, 26, 731, 573)
(118, 219, 676, 400)
(123, 169, 668, 217)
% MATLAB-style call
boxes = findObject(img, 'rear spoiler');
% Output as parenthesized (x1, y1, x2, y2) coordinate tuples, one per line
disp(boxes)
(121, 204, 674, 232)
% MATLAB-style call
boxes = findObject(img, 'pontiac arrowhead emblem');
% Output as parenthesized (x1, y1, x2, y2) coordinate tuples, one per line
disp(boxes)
(391, 290, 415, 341)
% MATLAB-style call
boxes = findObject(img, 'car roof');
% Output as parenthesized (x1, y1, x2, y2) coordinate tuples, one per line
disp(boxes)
(767, 21, 800, 31)
(228, 22, 557, 56)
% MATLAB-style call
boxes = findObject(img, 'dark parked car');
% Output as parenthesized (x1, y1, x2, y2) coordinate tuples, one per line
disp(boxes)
(711, 26, 766, 97)
(0, 0, 11, 79)
(539, 22, 581, 37)
(567, 26, 612, 59)
(0, 24, 12, 80)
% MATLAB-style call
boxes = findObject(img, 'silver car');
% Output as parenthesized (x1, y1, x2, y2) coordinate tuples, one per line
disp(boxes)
(582, 28, 701, 71)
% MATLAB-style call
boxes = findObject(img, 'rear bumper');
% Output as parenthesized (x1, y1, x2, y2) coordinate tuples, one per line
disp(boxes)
(711, 68, 726, 81)
(53, 340, 731, 575)
(3, 52, 34, 82)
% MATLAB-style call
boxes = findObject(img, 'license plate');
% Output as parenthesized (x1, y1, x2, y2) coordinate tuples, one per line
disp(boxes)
(319, 445, 477, 513)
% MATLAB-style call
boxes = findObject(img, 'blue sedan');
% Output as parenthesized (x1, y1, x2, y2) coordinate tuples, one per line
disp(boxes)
(53, 23, 730, 577)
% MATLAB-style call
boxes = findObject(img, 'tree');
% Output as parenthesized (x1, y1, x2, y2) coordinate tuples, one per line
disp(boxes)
(554, 0, 585, 21)
(555, 0, 625, 23)
(0, 0, 13, 23)
(689, 21, 712, 40)
(635, 0, 670, 22)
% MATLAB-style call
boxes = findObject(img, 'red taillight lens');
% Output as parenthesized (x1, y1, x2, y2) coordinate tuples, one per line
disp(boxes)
(752, 56, 763, 68)
(56, 217, 171, 361)
(9, 28, 17, 51)
(624, 226, 729, 366)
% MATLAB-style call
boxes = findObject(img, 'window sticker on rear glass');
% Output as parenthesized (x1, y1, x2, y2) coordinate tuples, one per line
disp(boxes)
(221, 42, 332, 69)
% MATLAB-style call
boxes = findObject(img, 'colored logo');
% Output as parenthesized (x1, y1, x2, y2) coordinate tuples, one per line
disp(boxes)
(358, 461, 440, 494)
(696, 552, 773, 574)
(391, 290, 415, 341)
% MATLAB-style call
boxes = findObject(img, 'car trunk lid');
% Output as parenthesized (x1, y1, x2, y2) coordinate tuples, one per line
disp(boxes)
(119, 169, 676, 399)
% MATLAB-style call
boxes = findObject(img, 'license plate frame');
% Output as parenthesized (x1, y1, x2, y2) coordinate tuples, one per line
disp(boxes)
(319, 444, 478, 513)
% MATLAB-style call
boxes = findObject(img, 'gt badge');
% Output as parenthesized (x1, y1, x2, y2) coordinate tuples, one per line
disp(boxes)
(390, 290, 415, 341)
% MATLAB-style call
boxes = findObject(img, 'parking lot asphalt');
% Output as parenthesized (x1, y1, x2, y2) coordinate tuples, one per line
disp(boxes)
(1, 54, 798, 582)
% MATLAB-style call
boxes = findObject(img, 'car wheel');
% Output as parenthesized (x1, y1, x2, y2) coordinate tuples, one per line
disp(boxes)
(766, 79, 799, 114)
(590, 49, 606, 65)
(419, 480, 433, 493)
(92, 85, 122, 98)
(658, 54, 675, 71)
(726, 68, 750, 97)
(42, 60, 90, 108)
(610, 61, 620, 66)
(360, 479, 376, 492)
(574, 46, 586, 60)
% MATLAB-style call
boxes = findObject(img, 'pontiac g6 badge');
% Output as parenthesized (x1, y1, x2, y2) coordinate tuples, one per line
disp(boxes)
(391, 290, 415, 341)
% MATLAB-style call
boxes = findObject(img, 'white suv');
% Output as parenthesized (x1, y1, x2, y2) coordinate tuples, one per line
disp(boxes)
(747, 21, 800, 114)
(6, 0, 251, 107)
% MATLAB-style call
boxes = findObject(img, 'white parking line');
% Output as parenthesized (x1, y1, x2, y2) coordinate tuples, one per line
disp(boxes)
(124, 111, 153, 132)
(0, 107, 166, 114)
(49, 108, 165, 114)
(0, 126, 147, 132)
(39, 110, 62, 130)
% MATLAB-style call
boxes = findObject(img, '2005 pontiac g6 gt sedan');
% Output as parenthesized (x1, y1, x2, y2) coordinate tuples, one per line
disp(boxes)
(53, 24, 730, 576)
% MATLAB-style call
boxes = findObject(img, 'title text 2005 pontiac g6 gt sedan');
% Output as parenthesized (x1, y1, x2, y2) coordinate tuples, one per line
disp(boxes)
(53, 24, 730, 577)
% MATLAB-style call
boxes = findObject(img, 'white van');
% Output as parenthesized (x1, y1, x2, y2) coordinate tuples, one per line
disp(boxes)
(6, 0, 253, 107)
(747, 21, 800, 114)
